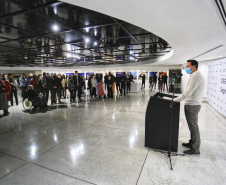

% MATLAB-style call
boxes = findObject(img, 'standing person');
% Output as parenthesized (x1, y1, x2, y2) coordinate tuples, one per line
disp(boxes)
(73, 71, 82, 102)
(9, 75, 18, 106)
(56, 74, 62, 103)
(42, 72, 50, 104)
(153, 73, 157, 90)
(61, 75, 66, 99)
(35, 75, 42, 94)
(0, 74, 11, 116)
(97, 74, 105, 98)
(68, 76, 75, 102)
(158, 74, 163, 92)
(51, 73, 58, 105)
(29, 75, 36, 89)
(129, 73, 133, 82)
(80, 75, 85, 94)
(19, 73, 27, 98)
(107, 74, 113, 98)
(0, 76, 9, 117)
(126, 74, 131, 93)
(174, 60, 205, 155)
(141, 73, 146, 90)
(115, 74, 120, 95)
(120, 73, 126, 96)
(91, 74, 97, 100)
(149, 75, 153, 89)
(163, 73, 168, 91)
(27, 73, 33, 85)
(104, 73, 108, 91)
(169, 75, 175, 93)
(88, 76, 92, 97)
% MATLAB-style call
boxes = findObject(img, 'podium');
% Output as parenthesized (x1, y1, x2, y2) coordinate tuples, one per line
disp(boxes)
(145, 93, 180, 152)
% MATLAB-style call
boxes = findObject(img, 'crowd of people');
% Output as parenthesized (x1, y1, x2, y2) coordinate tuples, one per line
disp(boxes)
(0, 71, 135, 118)
(148, 73, 177, 93)
(0, 71, 178, 118)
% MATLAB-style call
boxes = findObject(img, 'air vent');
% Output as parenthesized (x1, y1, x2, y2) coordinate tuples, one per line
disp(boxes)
(215, 0, 226, 27)
(191, 45, 223, 59)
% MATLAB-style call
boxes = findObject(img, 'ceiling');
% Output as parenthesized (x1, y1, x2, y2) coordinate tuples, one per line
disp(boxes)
(60, 0, 226, 67)
(0, 0, 172, 67)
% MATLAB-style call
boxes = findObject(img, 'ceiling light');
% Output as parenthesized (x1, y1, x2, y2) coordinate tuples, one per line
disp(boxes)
(85, 28, 90, 33)
(52, 24, 59, 31)
(94, 42, 97, 46)
(85, 38, 90, 43)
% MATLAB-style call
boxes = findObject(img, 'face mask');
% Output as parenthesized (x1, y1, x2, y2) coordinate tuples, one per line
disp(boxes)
(185, 68, 191, 74)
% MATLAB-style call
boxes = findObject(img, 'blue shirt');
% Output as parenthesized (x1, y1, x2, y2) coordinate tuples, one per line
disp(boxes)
(19, 77, 27, 87)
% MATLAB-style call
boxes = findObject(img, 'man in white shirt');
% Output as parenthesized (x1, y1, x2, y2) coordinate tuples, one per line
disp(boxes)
(174, 60, 205, 155)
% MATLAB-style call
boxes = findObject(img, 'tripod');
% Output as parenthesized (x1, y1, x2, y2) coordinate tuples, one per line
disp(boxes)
(154, 76, 184, 170)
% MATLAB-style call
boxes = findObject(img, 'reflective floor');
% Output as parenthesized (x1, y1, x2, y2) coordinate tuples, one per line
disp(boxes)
(0, 90, 226, 185)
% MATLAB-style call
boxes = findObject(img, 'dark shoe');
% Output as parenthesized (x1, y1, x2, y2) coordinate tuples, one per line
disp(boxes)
(182, 143, 192, 148)
(183, 149, 200, 155)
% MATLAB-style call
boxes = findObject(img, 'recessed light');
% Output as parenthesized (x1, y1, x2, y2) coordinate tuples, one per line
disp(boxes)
(52, 24, 59, 31)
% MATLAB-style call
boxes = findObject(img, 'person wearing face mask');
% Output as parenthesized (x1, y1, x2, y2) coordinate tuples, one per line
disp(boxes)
(173, 60, 205, 155)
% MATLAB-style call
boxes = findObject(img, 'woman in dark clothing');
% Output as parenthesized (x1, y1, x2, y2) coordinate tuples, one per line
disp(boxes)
(115, 74, 120, 95)
(126, 75, 131, 93)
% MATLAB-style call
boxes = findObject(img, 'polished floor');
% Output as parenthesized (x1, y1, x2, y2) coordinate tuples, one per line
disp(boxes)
(0, 89, 226, 185)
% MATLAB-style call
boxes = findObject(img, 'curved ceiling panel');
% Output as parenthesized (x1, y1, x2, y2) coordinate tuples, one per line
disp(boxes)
(61, 0, 226, 66)
(0, 0, 172, 67)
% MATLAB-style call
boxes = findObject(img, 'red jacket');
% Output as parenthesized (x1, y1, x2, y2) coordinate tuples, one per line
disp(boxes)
(5, 80, 11, 101)
(30, 79, 35, 88)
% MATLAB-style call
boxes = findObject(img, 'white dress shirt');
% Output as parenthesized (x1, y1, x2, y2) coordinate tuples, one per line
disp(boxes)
(174, 71, 205, 105)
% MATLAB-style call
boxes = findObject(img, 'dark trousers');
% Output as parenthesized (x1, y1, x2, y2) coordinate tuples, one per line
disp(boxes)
(121, 83, 126, 95)
(70, 89, 74, 101)
(184, 105, 201, 152)
(73, 86, 81, 101)
(169, 85, 174, 93)
(10, 88, 18, 105)
(51, 88, 57, 104)
(149, 81, 153, 88)
(107, 85, 109, 97)
(105, 83, 107, 90)
(116, 84, 120, 94)
(108, 86, 113, 98)
(163, 81, 168, 90)
(152, 81, 157, 89)
(127, 84, 130, 92)
(21, 86, 26, 98)
(42, 88, 49, 104)
(57, 88, 61, 102)
(141, 81, 145, 89)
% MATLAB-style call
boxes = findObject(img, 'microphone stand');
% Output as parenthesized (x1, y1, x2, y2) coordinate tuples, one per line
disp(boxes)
(154, 74, 184, 170)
